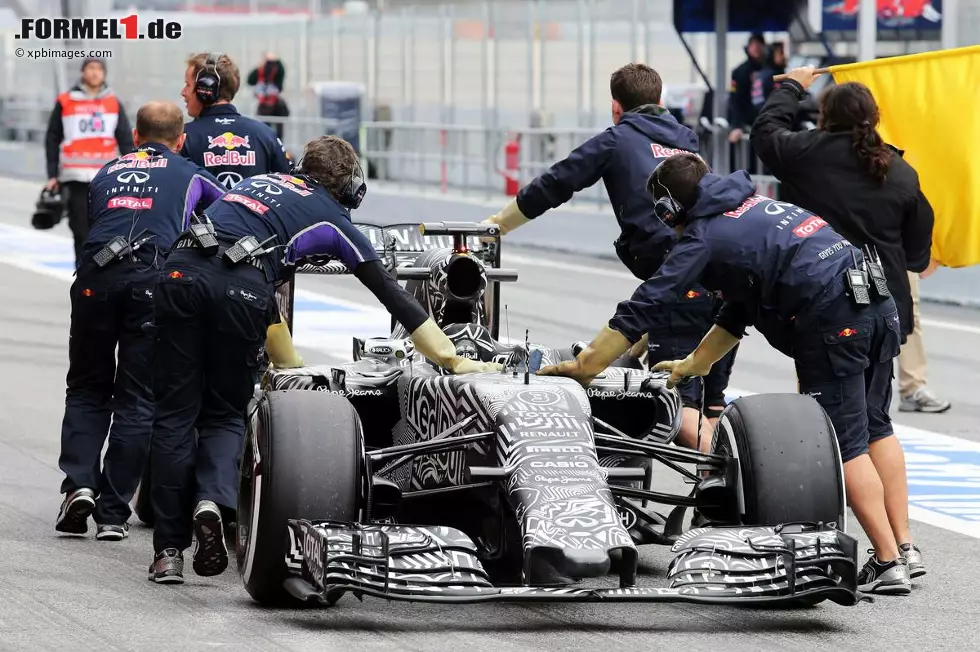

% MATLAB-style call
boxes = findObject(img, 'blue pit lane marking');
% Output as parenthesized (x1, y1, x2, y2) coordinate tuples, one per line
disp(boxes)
(2, 222, 980, 540)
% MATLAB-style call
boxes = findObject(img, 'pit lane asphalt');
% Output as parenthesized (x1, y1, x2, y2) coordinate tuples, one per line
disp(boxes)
(0, 177, 976, 652)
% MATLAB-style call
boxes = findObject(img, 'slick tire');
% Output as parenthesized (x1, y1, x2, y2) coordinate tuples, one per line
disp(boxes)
(237, 390, 364, 606)
(712, 393, 846, 530)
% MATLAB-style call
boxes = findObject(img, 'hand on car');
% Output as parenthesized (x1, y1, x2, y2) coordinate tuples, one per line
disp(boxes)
(651, 354, 712, 389)
(451, 358, 504, 374)
(536, 360, 596, 388)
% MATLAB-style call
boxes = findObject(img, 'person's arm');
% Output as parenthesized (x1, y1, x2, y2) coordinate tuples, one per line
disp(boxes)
(538, 233, 711, 386)
(749, 79, 811, 177)
(487, 129, 618, 235)
(651, 325, 741, 388)
(246, 67, 259, 86)
(45, 100, 64, 181)
(903, 187, 935, 273)
(114, 102, 135, 155)
(182, 172, 226, 228)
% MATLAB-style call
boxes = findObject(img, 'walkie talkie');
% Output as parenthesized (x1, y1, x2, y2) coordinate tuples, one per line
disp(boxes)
(93, 236, 129, 267)
(847, 250, 871, 305)
(864, 245, 891, 298)
(189, 214, 219, 255)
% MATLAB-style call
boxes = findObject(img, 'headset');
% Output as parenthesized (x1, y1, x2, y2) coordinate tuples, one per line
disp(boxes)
(650, 161, 687, 228)
(194, 51, 223, 106)
(293, 151, 368, 211)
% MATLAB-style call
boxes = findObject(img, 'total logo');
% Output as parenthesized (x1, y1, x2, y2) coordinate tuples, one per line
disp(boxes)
(204, 132, 256, 167)
(223, 192, 269, 215)
(107, 196, 153, 210)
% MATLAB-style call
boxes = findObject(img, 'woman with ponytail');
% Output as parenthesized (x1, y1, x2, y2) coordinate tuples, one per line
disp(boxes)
(750, 66, 937, 590)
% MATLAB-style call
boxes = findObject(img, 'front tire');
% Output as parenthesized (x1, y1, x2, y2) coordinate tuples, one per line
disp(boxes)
(712, 393, 846, 530)
(237, 390, 364, 605)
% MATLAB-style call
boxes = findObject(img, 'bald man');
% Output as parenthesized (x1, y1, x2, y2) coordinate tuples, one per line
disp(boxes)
(56, 101, 224, 542)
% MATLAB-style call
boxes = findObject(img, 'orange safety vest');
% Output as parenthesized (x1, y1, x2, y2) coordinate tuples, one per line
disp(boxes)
(57, 88, 122, 183)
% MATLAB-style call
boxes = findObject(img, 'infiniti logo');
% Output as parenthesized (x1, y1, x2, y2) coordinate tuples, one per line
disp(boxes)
(117, 170, 150, 184)
(250, 180, 282, 195)
(218, 171, 242, 189)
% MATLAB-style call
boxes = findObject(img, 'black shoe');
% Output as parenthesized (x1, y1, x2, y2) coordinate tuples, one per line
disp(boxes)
(148, 548, 184, 584)
(95, 523, 130, 541)
(857, 551, 912, 595)
(55, 488, 96, 535)
(192, 500, 228, 577)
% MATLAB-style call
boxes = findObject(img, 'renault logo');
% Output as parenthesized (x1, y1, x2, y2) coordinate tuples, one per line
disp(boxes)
(117, 170, 150, 184)
(250, 180, 282, 195)
(218, 171, 242, 189)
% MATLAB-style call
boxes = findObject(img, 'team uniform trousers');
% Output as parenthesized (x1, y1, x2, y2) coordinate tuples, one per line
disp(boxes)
(58, 251, 158, 525)
(149, 244, 277, 553)
(791, 273, 902, 463)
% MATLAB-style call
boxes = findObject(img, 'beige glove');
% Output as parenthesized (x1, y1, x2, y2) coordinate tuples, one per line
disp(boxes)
(410, 319, 503, 373)
(483, 198, 531, 240)
(652, 325, 740, 389)
(537, 325, 633, 387)
(264, 315, 304, 369)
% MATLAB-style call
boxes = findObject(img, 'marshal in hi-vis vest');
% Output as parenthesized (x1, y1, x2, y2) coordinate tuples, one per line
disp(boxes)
(57, 89, 122, 183)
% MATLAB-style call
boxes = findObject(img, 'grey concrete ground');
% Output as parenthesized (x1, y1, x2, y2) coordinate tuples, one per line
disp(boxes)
(1, 175, 978, 651)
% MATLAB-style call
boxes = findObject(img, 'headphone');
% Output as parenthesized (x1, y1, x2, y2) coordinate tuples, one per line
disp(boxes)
(650, 162, 687, 228)
(293, 151, 368, 211)
(194, 51, 223, 106)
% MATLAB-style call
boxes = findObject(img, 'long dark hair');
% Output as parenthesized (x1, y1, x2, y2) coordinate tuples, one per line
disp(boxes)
(818, 82, 892, 183)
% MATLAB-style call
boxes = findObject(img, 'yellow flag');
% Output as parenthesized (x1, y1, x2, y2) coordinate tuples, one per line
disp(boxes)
(828, 45, 980, 268)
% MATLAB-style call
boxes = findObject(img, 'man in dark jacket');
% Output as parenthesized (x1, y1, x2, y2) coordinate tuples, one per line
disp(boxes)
(45, 57, 134, 266)
(539, 153, 922, 595)
(180, 51, 291, 191)
(726, 33, 768, 147)
(246, 51, 288, 141)
(483, 62, 736, 453)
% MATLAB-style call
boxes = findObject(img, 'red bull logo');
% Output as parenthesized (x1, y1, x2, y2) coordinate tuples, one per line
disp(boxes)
(208, 132, 251, 150)
(205, 132, 255, 167)
(723, 195, 767, 219)
(650, 144, 703, 160)
(793, 215, 828, 238)
(838, 328, 857, 338)
(685, 289, 700, 299)
(107, 157, 167, 173)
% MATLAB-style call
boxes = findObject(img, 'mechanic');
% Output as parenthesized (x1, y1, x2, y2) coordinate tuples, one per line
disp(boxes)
(539, 153, 920, 596)
(483, 62, 734, 454)
(180, 51, 291, 191)
(55, 101, 225, 541)
(44, 57, 135, 267)
(750, 66, 947, 417)
(147, 134, 503, 584)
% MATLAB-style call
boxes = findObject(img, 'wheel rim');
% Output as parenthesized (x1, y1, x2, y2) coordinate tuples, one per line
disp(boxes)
(237, 429, 260, 582)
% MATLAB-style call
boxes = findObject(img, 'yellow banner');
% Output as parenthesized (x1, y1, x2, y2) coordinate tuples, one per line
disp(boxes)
(829, 45, 980, 268)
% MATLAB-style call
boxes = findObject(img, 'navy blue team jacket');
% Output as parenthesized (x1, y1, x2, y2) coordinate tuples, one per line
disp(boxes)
(201, 172, 379, 283)
(180, 104, 291, 191)
(516, 105, 701, 276)
(85, 145, 225, 256)
(608, 171, 861, 357)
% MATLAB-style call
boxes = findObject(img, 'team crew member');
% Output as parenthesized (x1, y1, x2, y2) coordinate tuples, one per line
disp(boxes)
(147, 135, 502, 584)
(45, 57, 135, 266)
(55, 101, 224, 541)
(539, 153, 919, 595)
(750, 66, 947, 416)
(180, 51, 291, 191)
(484, 62, 734, 451)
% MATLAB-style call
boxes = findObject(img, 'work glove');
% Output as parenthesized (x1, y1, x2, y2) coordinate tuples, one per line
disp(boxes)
(482, 198, 531, 242)
(410, 318, 504, 374)
(537, 325, 632, 387)
(264, 315, 304, 369)
(651, 325, 740, 389)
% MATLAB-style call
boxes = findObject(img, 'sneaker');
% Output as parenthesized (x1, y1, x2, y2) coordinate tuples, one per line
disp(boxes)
(148, 548, 184, 584)
(899, 387, 951, 413)
(857, 552, 912, 595)
(55, 488, 96, 535)
(192, 500, 228, 577)
(95, 523, 130, 541)
(900, 542, 926, 578)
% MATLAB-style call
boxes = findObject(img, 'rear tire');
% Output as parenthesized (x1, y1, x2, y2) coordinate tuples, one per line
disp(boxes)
(713, 393, 846, 530)
(237, 390, 364, 606)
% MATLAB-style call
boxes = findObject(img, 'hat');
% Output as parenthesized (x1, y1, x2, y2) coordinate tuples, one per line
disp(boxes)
(81, 57, 105, 72)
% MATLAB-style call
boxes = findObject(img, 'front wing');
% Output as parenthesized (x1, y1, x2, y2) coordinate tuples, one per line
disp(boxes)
(283, 519, 869, 608)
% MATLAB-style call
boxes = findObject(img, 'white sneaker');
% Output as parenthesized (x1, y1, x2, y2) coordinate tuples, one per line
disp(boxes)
(899, 387, 951, 413)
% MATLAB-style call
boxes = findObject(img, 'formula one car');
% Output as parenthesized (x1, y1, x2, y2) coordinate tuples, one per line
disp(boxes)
(236, 221, 865, 609)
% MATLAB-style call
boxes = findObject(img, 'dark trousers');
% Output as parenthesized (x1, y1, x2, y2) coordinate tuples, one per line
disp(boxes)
(149, 247, 276, 553)
(63, 181, 92, 267)
(58, 254, 158, 525)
